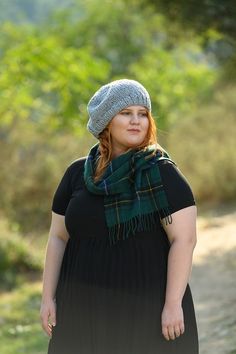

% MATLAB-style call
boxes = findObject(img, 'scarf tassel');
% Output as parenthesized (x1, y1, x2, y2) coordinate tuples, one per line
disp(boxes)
(108, 209, 172, 246)
(160, 207, 173, 226)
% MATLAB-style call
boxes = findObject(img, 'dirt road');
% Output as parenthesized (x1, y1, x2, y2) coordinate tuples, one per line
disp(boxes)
(190, 207, 236, 354)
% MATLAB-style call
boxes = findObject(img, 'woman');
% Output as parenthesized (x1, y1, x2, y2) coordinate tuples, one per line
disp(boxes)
(40, 79, 199, 354)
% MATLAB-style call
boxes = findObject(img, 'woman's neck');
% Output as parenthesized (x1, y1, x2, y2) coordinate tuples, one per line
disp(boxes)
(111, 146, 129, 159)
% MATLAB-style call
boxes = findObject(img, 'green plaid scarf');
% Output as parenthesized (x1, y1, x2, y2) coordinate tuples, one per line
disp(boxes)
(84, 143, 173, 246)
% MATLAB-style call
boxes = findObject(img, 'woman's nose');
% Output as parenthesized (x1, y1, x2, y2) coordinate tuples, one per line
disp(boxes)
(130, 114, 140, 123)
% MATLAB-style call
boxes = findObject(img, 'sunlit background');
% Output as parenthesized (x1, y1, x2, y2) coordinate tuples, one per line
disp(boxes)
(0, 0, 235, 353)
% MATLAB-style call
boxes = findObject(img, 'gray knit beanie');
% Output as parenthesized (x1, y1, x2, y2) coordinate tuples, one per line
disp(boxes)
(87, 79, 151, 139)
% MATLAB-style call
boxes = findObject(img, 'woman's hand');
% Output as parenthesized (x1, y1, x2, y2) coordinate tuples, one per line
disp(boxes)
(40, 299, 57, 337)
(161, 302, 185, 341)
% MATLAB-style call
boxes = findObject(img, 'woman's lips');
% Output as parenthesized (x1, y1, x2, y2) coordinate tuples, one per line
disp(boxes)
(127, 129, 140, 132)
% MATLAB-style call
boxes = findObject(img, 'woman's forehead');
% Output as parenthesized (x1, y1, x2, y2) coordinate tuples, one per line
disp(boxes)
(121, 105, 147, 111)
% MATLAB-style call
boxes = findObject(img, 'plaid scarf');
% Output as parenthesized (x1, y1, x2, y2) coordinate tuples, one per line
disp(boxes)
(84, 143, 173, 246)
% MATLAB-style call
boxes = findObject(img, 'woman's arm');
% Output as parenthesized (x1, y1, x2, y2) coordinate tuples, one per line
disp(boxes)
(40, 211, 69, 337)
(161, 205, 197, 341)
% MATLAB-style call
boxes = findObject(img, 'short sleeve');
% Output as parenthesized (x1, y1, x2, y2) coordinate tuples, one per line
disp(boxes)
(158, 159, 196, 216)
(51, 166, 73, 215)
(51, 158, 87, 215)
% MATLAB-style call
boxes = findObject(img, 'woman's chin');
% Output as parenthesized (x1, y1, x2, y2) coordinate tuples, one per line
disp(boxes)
(126, 139, 145, 148)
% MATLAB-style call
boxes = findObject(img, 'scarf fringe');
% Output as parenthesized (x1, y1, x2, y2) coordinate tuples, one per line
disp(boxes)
(108, 209, 172, 246)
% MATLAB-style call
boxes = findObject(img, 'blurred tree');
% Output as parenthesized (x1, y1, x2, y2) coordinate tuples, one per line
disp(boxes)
(47, 0, 217, 76)
(0, 22, 110, 132)
(146, 0, 236, 79)
(44, 0, 217, 127)
(130, 44, 216, 128)
(0, 1, 217, 131)
(0, 0, 224, 233)
(146, 0, 236, 39)
(167, 85, 236, 203)
(47, 0, 169, 76)
(0, 118, 95, 233)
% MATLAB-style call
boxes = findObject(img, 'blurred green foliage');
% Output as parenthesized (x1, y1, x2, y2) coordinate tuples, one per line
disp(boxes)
(0, 0, 217, 130)
(0, 119, 95, 233)
(0, 282, 48, 353)
(167, 85, 236, 204)
(130, 43, 216, 127)
(147, 0, 236, 80)
(0, 218, 42, 289)
(0, 22, 110, 131)
(0, 0, 235, 233)
(0, 1, 235, 352)
(148, 0, 236, 40)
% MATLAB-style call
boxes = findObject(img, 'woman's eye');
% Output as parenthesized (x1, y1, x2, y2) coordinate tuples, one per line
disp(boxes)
(121, 111, 147, 116)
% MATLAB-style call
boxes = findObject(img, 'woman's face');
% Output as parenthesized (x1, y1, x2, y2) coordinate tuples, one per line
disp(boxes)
(109, 105, 149, 158)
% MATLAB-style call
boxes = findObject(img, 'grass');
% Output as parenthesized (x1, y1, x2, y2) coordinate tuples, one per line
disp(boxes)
(0, 216, 49, 353)
(0, 217, 45, 291)
(0, 281, 49, 354)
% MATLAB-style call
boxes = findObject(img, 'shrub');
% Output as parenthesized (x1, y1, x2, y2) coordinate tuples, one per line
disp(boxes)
(167, 86, 236, 204)
(0, 119, 95, 234)
(0, 217, 42, 289)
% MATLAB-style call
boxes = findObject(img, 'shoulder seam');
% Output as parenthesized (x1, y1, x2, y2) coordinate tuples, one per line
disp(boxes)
(67, 156, 87, 170)
(157, 157, 177, 167)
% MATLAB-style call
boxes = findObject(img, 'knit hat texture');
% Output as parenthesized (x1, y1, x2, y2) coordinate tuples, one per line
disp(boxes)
(87, 79, 151, 139)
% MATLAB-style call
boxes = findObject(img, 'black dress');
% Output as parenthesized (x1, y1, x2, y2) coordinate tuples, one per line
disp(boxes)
(48, 157, 199, 354)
